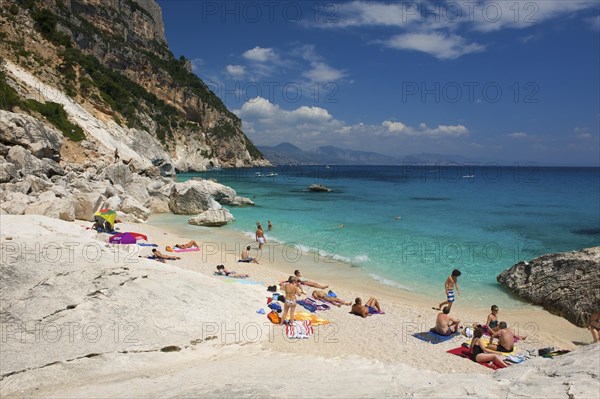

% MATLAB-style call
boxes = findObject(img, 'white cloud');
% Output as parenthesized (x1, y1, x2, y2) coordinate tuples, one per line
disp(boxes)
(472, 1, 598, 33)
(383, 120, 409, 133)
(586, 15, 600, 31)
(236, 97, 470, 151)
(225, 64, 246, 78)
(574, 127, 593, 140)
(385, 32, 485, 59)
(190, 58, 204, 72)
(303, 62, 347, 82)
(242, 46, 277, 62)
(508, 132, 528, 139)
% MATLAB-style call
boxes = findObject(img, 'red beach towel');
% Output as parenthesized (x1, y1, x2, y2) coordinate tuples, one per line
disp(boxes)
(446, 347, 505, 370)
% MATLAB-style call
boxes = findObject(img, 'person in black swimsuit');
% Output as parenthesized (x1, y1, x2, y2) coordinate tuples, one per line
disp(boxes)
(470, 327, 509, 368)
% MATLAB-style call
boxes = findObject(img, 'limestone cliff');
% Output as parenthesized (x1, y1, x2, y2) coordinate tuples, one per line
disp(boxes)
(0, 0, 269, 170)
(497, 247, 600, 327)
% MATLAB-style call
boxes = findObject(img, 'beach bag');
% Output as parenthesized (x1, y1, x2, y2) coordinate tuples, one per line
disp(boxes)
(268, 302, 282, 312)
(538, 347, 554, 357)
(267, 310, 280, 324)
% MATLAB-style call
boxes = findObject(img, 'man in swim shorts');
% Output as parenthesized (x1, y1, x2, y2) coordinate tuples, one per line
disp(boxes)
(437, 269, 461, 312)
(435, 306, 460, 335)
(255, 224, 266, 249)
(488, 321, 526, 352)
(351, 297, 382, 318)
(240, 246, 259, 263)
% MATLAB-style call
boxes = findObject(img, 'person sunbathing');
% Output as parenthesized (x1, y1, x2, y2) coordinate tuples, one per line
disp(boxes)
(312, 290, 351, 307)
(151, 249, 180, 260)
(175, 240, 200, 249)
(470, 326, 509, 368)
(351, 297, 382, 317)
(488, 321, 526, 352)
(435, 307, 461, 335)
(240, 245, 259, 263)
(294, 270, 327, 289)
(215, 265, 248, 278)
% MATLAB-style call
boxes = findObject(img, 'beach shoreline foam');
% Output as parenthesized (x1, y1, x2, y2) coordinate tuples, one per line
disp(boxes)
(1, 214, 598, 398)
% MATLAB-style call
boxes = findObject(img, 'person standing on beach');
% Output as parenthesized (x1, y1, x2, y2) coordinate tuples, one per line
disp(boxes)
(437, 269, 461, 311)
(280, 276, 302, 326)
(589, 309, 600, 343)
(256, 224, 266, 249)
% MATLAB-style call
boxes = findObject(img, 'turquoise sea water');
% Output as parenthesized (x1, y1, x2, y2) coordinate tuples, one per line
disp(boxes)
(159, 165, 600, 308)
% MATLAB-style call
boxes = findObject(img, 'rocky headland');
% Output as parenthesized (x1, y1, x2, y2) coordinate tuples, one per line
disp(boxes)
(497, 247, 600, 327)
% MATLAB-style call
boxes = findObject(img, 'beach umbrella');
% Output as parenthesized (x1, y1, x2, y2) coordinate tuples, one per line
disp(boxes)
(109, 233, 137, 245)
(94, 209, 117, 227)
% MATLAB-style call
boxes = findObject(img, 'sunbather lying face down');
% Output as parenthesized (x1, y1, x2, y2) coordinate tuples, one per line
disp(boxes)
(152, 249, 180, 260)
(215, 265, 249, 278)
(312, 290, 351, 307)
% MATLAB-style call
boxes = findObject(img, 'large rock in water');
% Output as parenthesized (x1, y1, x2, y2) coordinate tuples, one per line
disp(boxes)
(188, 209, 235, 227)
(497, 247, 600, 327)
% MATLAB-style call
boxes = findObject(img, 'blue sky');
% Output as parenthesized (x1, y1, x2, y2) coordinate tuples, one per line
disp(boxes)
(158, 1, 600, 166)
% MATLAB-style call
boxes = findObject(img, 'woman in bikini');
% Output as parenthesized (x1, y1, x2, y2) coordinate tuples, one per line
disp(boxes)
(280, 276, 303, 326)
(470, 326, 509, 368)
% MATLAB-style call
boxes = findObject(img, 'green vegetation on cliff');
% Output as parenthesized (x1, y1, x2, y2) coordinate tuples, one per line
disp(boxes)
(1, 59, 85, 141)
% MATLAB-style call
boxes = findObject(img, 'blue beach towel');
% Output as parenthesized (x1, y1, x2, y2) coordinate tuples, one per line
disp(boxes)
(137, 243, 158, 247)
(412, 330, 460, 344)
(297, 299, 317, 313)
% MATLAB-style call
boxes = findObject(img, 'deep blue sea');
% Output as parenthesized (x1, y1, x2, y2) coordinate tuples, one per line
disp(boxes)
(161, 165, 600, 307)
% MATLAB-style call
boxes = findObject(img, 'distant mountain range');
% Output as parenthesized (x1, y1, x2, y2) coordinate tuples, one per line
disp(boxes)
(257, 143, 484, 165)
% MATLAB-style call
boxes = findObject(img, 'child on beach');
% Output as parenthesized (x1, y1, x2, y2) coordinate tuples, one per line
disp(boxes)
(437, 269, 461, 311)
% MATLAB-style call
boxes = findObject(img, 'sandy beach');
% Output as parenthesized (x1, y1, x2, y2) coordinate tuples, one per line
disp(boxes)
(2, 214, 597, 398)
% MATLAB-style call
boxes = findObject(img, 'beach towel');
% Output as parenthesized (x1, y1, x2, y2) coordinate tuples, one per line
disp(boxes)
(412, 330, 460, 344)
(137, 243, 158, 247)
(297, 299, 317, 312)
(213, 272, 249, 279)
(285, 320, 314, 339)
(172, 247, 200, 253)
(294, 311, 330, 326)
(305, 297, 331, 311)
(446, 346, 508, 370)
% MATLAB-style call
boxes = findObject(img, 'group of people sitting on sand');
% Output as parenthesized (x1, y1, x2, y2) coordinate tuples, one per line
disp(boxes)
(433, 303, 527, 369)
(276, 270, 383, 326)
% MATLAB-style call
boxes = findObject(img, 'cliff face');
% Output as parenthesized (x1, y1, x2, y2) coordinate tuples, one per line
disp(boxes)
(0, 0, 268, 170)
(497, 247, 600, 327)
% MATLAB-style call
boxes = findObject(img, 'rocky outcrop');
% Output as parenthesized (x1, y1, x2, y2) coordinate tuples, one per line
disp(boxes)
(0, 110, 63, 159)
(0, 0, 270, 171)
(308, 184, 331, 192)
(169, 180, 253, 215)
(188, 208, 235, 227)
(497, 247, 600, 327)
